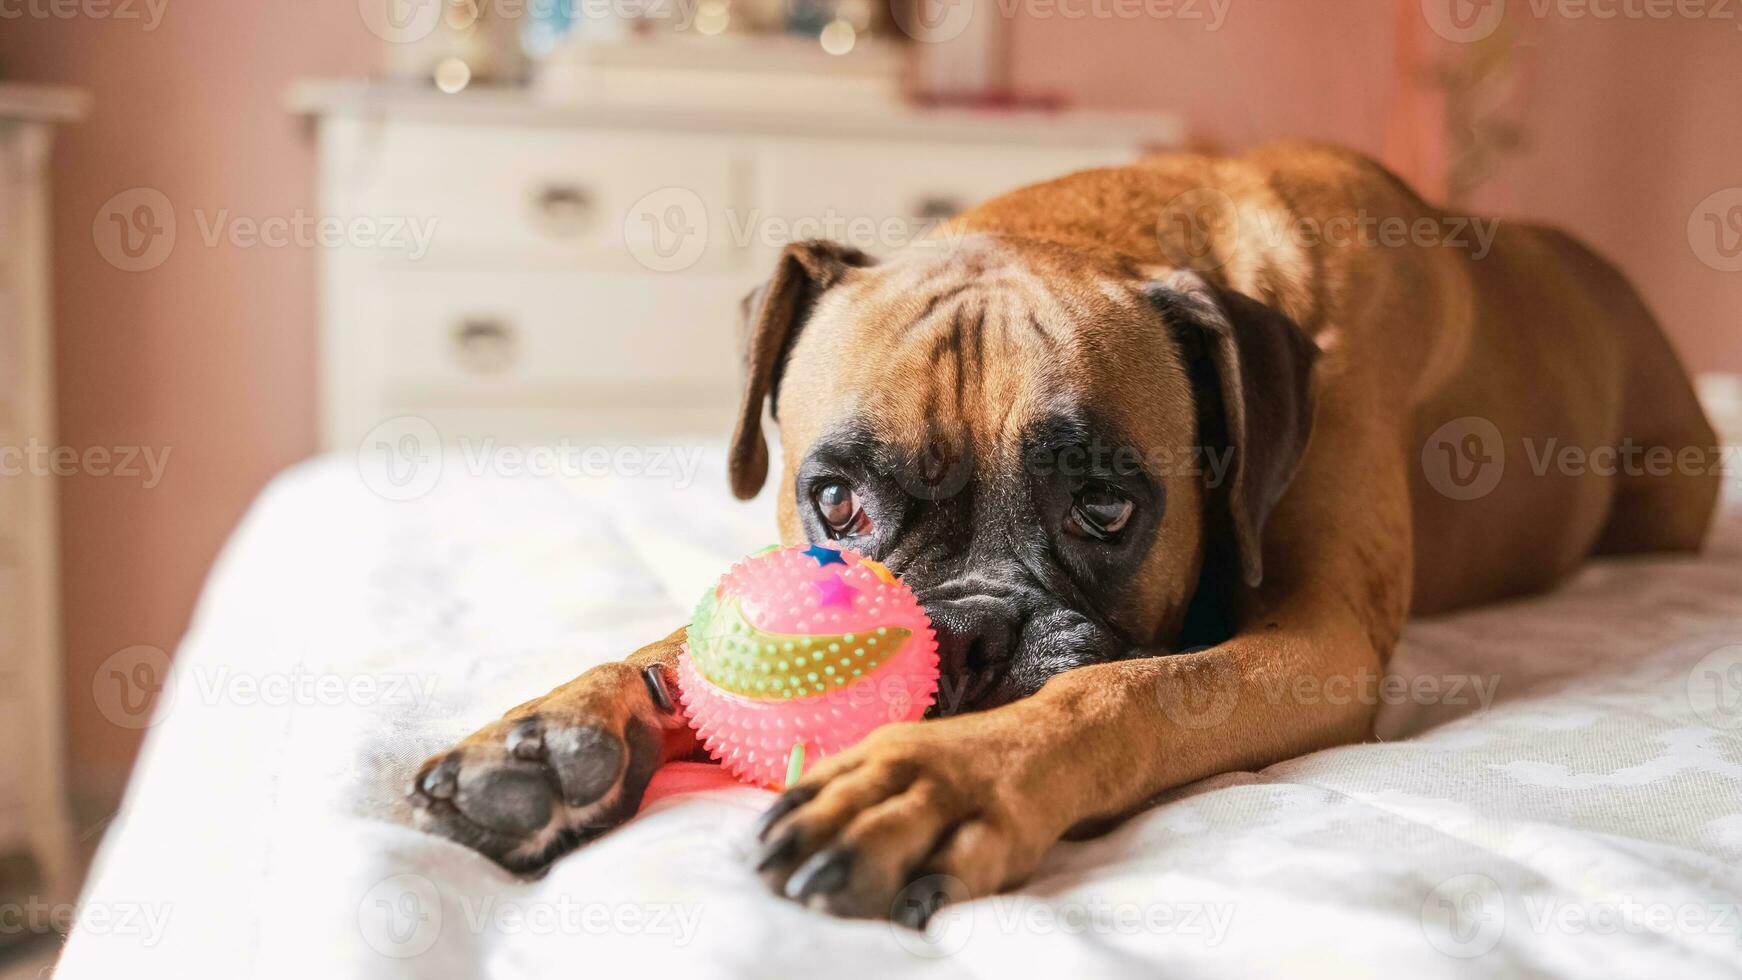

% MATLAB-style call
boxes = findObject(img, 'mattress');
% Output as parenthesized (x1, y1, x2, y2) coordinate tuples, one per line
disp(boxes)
(55, 442, 1742, 979)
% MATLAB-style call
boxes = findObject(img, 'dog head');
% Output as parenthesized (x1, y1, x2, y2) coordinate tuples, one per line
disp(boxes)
(727, 235, 1317, 713)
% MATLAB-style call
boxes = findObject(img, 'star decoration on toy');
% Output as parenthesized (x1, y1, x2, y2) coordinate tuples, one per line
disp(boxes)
(812, 574, 858, 609)
(803, 544, 848, 567)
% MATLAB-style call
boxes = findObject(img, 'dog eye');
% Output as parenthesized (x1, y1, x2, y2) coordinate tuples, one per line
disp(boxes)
(813, 482, 871, 538)
(1067, 484, 1134, 540)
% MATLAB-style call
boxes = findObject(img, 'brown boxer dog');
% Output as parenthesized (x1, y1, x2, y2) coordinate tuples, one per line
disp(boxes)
(407, 142, 1720, 923)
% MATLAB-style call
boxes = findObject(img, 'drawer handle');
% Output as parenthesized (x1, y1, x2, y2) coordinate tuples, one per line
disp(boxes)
(452, 318, 518, 374)
(913, 195, 964, 221)
(531, 182, 596, 236)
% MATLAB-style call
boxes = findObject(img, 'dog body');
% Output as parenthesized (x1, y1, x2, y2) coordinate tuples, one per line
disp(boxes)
(409, 143, 1719, 919)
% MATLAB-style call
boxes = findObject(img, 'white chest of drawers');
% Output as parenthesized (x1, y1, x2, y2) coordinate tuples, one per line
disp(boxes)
(0, 84, 84, 909)
(293, 81, 1183, 449)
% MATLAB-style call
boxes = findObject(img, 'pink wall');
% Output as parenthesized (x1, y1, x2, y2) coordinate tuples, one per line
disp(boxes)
(1014, 2, 1400, 153)
(2, 0, 1736, 814)
(1470, 16, 1742, 375)
(0, 3, 372, 814)
(1010, 0, 1742, 373)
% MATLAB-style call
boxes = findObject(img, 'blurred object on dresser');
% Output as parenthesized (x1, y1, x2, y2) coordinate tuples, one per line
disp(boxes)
(362, 0, 1016, 104)
(534, 31, 908, 111)
(363, 0, 530, 90)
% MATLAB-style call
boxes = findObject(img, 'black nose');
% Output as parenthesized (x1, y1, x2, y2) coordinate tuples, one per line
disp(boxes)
(926, 597, 1019, 704)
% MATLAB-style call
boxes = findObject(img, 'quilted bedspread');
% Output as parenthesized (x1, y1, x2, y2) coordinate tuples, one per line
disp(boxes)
(55, 442, 1742, 979)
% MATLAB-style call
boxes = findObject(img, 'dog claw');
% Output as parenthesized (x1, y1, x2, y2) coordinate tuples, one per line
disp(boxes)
(754, 825, 803, 872)
(640, 665, 676, 713)
(506, 721, 544, 761)
(785, 848, 852, 903)
(891, 883, 942, 930)
(752, 784, 818, 841)
(419, 758, 459, 800)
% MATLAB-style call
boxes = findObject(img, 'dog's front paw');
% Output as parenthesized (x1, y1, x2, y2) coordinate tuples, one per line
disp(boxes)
(408, 662, 673, 873)
(749, 721, 1053, 923)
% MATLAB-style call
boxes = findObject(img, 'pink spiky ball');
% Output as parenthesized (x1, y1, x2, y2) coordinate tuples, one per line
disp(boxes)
(675, 543, 939, 789)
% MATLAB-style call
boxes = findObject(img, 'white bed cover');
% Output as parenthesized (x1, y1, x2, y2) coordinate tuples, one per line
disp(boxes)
(54, 444, 1742, 979)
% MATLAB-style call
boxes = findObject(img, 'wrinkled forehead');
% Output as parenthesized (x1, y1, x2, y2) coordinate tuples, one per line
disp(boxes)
(776, 239, 1197, 469)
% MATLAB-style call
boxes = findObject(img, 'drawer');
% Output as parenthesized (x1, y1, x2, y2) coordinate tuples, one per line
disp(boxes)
(365, 121, 745, 271)
(755, 139, 1136, 257)
(369, 267, 746, 404)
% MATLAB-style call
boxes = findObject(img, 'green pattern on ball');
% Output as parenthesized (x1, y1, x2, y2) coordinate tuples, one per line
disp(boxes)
(689, 589, 911, 699)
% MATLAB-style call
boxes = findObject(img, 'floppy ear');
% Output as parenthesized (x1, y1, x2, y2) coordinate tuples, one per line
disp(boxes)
(1147, 271, 1319, 588)
(729, 240, 875, 500)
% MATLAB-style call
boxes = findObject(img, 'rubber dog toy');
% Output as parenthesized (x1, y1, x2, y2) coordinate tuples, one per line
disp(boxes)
(675, 543, 939, 788)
